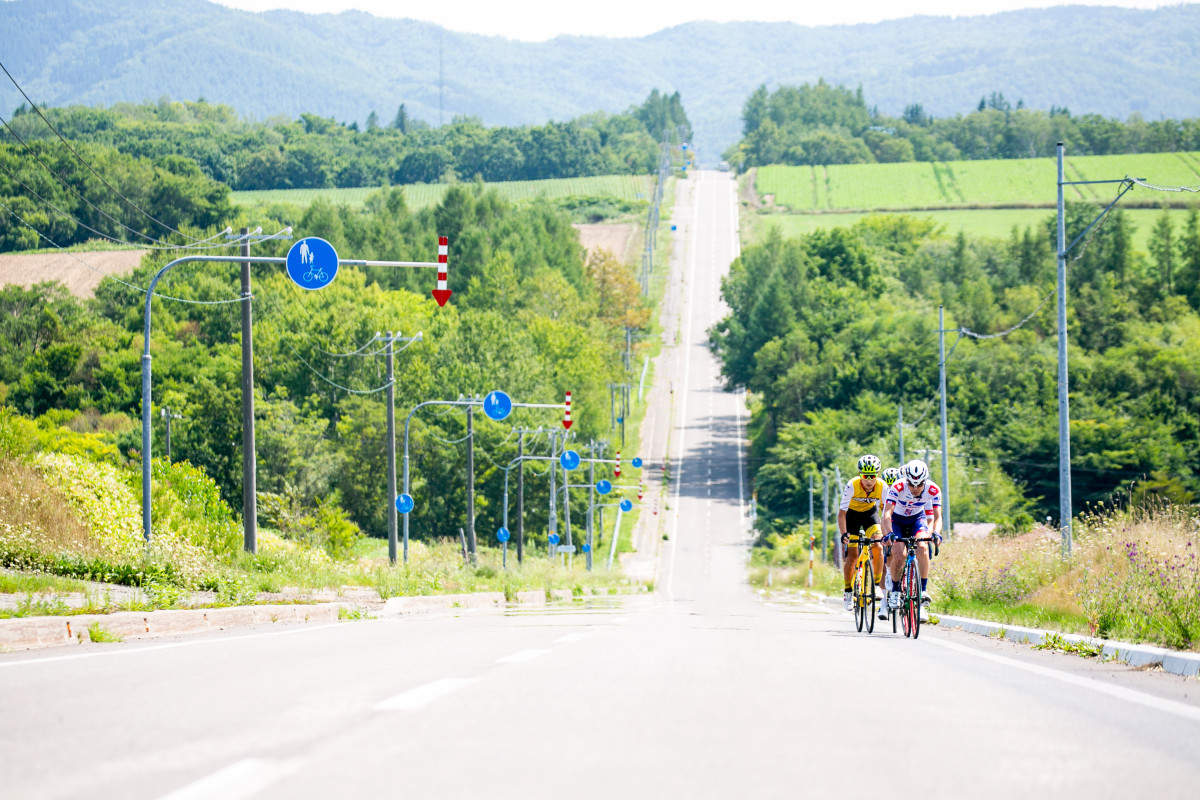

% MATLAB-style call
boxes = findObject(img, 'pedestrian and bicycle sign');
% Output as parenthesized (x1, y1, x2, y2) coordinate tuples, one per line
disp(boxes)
(596, 479, 612, 495)
(483, 390, 512, 421)
(560, 450, 581, 470)
(496, 527, 511, 543)
(395, 493, 414, 514)
(620, 499, 633, 512)
(286, 237, 338, 290)
(548, 533, 560, 546)
(632, 457, 643, 468)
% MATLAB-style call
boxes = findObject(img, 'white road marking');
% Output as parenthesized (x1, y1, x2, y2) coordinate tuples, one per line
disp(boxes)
(374, 678, 477, 711)
(0, 621, 355, 669)
(666, 174, 702, 602)
(158, 758, 298, 800)
(496, 649, 549, 664)
(554, 632, 590, 644)
(926, 636, 1200, 724)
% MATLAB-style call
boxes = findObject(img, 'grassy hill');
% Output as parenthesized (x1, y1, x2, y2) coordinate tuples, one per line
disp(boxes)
(5, 1, 1200, 160)
(745, 153, 1200, 253)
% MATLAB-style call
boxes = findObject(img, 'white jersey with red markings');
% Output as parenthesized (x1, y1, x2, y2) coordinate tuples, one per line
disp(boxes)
(885, 480, 941, 517)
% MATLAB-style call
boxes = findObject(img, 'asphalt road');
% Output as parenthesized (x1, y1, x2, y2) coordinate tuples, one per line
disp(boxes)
(2, 172, 1198, 799)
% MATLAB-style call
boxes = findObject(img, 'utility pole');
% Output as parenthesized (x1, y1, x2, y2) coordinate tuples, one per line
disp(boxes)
(548, 430, 557, 560)
(809, 472, 815, 544)
(466, 403, 476, 565)
(833, 465, 842, 567)
(160, 407, 181, 462)
(385, 332, 397, 564)
(239, 227, 258, 555)
(821, 472, 829, 562)
(586, 441, 595, 571)
(897, 405, 905, 464)
(938, 306, 952, 537)
(1055, 142, 1073, 558)
(516, 429, 525, 564)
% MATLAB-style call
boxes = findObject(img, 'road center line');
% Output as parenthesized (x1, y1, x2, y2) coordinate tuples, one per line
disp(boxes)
(925, 636, 1200, 724)
(158, 757, 298, 800)
(496, 649, 549, 664)
(374, 678, 477, 711)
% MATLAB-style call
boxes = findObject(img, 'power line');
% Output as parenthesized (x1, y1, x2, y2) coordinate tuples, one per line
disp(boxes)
(1129, 177, 1200, 194)
(0, 58, 212, 244)
(0, 198, 249, 305)
(957, 287, 1055, 340)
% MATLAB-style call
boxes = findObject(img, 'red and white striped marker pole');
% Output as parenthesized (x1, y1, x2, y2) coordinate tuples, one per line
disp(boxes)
(432, 236, 452, 306)
(562, 391, 573, 430)
(614, 450, 621, 478)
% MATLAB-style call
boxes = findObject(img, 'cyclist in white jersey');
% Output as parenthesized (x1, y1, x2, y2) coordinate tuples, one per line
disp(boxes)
(882, 460, 943, 617)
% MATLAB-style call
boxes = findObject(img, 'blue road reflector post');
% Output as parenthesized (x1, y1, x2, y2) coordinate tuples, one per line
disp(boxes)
(395, 493, 414, 514)
(560, 450, 581, 470)
(286, 237, 339, 290)
(483, 390, 513, 422)
(497, 526, 510, 569)
(632, 457, 643, 468)
(596, 479, 612, 495)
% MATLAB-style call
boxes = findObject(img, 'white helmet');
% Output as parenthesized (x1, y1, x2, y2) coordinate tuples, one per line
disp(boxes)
(903, 460, 929, 486)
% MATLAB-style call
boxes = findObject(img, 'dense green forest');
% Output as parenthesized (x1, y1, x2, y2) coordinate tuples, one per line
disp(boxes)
(725, 81, 1200, 169)
(5, 1, 1200, 160)
(0, 183, 649, 545)
(712, 206, 1200, 533)
(2, 89, 691, 191)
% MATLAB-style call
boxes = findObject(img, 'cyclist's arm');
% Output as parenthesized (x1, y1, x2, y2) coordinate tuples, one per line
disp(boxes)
(837, 508, 848, 538)
(927, 505, 943, 535)
(881, 502, 895, 537)
(837, 482, 853, 537)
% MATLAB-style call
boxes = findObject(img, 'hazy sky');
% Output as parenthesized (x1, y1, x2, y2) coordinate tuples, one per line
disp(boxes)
(212, 1, 1180, 41)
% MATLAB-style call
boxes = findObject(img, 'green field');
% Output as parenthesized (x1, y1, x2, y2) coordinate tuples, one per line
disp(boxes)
(233, 175, 657, 210)
(746, 207, 1195, 256)
(756, 152, 1200, 212)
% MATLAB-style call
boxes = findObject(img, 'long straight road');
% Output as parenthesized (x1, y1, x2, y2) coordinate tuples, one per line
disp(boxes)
(3, 172, 1199, 799)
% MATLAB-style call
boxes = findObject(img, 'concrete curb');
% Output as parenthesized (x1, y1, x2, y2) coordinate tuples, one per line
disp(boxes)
(936, 614, 1200, 678)
(0, 588, 597, 652)
(0, 603, 341, 652)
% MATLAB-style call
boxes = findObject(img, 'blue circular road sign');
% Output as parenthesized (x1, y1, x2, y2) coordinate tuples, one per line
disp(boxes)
(286, 237, 339, 290)
(620, 499, 633, 512)
(560, 450, 581, 470)
(581, 543, 591, 553)
(483, 390, 513, 422)
(548, 533, 560, 546)
(395, 493, 414, 514)
(596, 479, 612, 495)
(671, 225, 677, 231)
(496, 527, 511, 543)
(631, 457, 643, 468)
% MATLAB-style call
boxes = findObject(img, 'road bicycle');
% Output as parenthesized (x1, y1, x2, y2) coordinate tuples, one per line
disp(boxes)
(303, 266, 328, 283)
(845, 532, 883, 634)
(888, 535, 938, 639)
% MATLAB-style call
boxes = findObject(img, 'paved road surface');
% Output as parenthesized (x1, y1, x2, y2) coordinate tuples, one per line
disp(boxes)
(3, 172, 1199, 799)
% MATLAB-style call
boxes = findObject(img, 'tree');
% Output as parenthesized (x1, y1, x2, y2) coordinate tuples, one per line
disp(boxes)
(1149, 208, 1176, 295)
(365, 110, 379, 131)
(392, 103, 409, 133)
(1176, 207, 1200, 310)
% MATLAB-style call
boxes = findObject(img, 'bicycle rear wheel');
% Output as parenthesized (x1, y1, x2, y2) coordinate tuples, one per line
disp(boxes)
(909, 566, 922, 640)
(853, 566, 865, 632)
(900, 563, 914, 638)
(865, 562, 876, 634)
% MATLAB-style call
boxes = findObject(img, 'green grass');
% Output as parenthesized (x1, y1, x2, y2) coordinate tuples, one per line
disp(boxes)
(756, 152, 1200, 212)
(747, 207, 1196, 256)
(85, 622, 122, 643)
(0, 570, 89, 595)
(233, 175, 657, 211)
(933, 596, 1093, 635)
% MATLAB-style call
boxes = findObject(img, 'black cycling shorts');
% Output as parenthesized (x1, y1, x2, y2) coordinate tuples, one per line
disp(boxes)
(843, 508, 881, 546)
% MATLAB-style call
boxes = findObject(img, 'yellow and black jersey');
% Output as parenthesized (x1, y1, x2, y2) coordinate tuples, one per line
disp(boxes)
(839, 476, 883, 513)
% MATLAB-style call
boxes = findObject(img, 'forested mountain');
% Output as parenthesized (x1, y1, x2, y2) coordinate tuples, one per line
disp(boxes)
(3, 0, 1200, 160)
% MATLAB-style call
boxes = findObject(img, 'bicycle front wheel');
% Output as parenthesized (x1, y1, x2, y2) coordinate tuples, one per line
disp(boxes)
(853, 567, 865, 632)
(865, 562, 876, 634)
(909, 566, 922, 640)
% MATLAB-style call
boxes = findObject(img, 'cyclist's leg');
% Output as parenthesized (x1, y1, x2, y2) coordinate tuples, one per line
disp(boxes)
(842, 543, 859, 591)
(913, 515, 933, 614)
(865, 522, 884, 589)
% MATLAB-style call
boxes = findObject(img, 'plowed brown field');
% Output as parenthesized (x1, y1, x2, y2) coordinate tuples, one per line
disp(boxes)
(0, 250, 146, 297)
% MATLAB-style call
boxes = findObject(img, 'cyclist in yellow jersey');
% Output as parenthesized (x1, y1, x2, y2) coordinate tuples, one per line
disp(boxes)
(839, 455, 885, 611)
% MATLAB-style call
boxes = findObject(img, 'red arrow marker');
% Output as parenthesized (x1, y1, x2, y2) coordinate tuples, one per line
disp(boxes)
(614, 449, 621, 478)
(432, 236, 452, 306)
(562, 391, 573, 430)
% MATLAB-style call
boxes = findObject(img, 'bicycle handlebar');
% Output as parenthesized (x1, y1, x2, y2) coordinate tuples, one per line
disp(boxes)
(891, 535, 940, 558)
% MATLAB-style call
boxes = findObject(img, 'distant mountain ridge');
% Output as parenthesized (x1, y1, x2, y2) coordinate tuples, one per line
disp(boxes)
(3, 0, 1200, 160)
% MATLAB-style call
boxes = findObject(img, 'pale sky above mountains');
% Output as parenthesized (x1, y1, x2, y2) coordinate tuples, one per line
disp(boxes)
(212, 1, 1180, 42)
